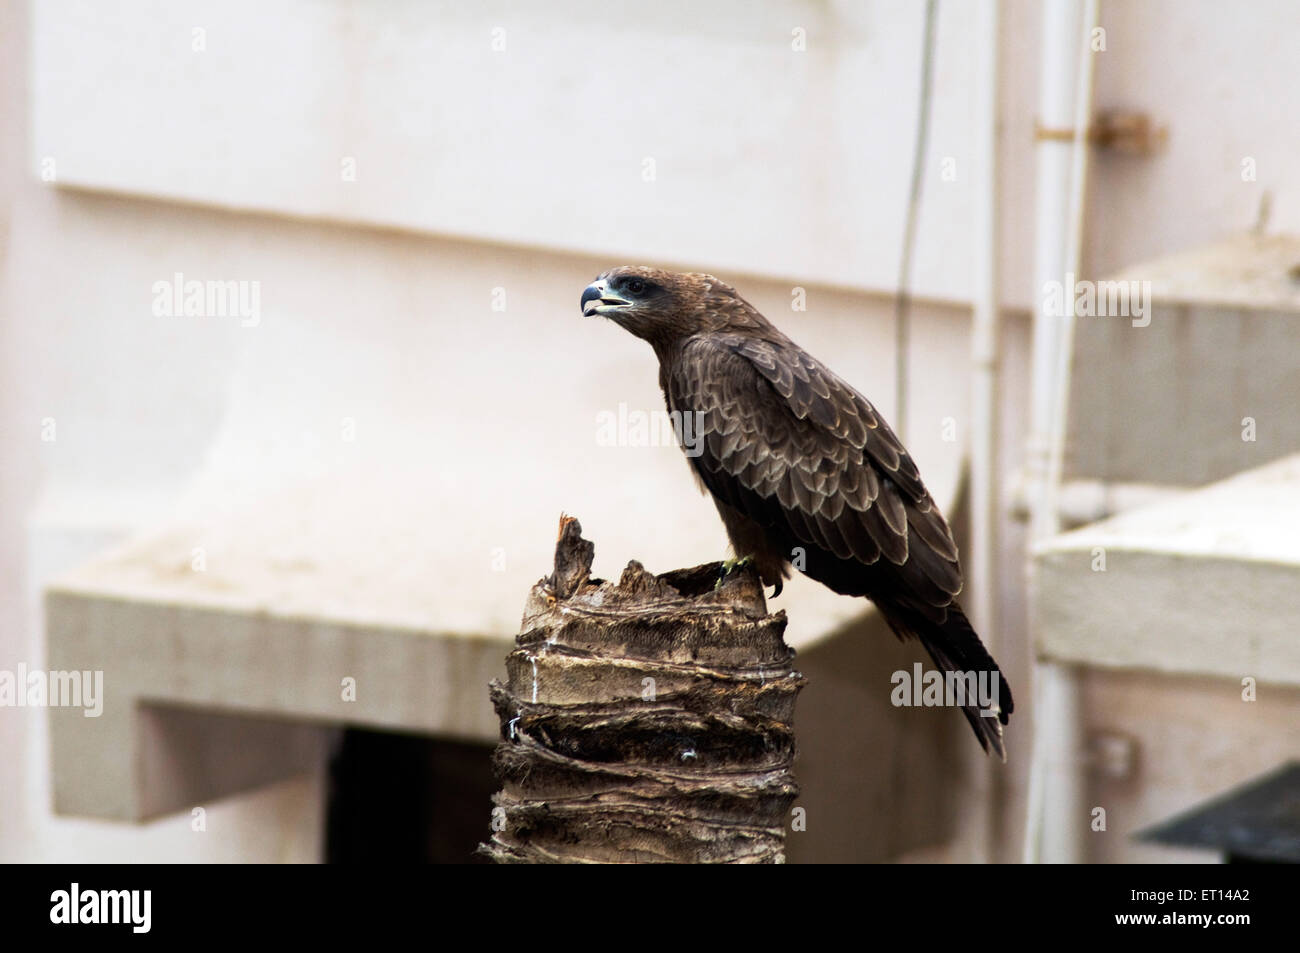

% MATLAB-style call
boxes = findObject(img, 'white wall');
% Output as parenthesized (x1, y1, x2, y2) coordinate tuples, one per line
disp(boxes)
(29, 0, 992, 302)
(7, 0, 1300, 862)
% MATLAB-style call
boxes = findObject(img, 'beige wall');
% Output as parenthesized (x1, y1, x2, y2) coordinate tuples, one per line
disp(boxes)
(5, 0, 1300, 862)
(1083, 670, 1300, 863)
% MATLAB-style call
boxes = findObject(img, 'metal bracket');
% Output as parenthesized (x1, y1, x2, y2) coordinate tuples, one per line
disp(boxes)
(1035, 110, 1168, 156)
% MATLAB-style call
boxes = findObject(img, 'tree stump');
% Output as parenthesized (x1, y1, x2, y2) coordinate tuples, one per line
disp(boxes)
(480, 516, 805, 863)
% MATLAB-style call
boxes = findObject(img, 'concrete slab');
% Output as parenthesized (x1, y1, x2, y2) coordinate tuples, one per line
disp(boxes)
(1033, 453, 1300, 685)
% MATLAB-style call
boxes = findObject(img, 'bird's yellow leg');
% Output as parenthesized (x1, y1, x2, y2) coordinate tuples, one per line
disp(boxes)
(714, 555, 754, 590)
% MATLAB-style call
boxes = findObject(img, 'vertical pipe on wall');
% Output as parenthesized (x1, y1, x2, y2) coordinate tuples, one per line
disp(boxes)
(1023, 0, 1098, 865)
(965, 0, 1003, 863)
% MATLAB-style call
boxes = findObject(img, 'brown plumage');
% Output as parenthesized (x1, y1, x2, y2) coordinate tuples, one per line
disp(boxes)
(582, 266, 1013, 757)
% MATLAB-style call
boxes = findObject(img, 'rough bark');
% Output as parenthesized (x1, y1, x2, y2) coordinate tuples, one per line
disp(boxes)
(480, 515, 805, 863)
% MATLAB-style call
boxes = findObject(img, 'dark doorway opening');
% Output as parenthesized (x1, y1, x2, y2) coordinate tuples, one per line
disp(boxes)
(326, 728, 496, 863)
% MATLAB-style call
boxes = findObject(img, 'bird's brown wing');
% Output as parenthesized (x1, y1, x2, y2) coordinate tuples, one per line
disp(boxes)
(668, 332, 962, 613)
(669, 331, 1011, 753)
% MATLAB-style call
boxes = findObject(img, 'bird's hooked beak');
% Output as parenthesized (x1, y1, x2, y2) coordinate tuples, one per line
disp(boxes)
(581, 279, 632, 318)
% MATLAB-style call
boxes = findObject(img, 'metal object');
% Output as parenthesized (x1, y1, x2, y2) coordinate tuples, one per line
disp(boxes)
(1138, 762, 1300, 863)
(1035, 110, 1168, 155)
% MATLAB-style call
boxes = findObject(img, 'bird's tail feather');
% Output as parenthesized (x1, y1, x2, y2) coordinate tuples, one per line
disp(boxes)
(880, 601, 1013, 760)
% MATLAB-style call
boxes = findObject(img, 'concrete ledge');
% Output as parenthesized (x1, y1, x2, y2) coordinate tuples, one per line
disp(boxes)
(1032, 453, 1300, 684)
(1109, 233, 1300, 314)
(44, 589, 506, 821)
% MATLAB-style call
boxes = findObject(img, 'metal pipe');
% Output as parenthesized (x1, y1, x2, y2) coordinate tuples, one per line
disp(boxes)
(965, 0, 1003, 863)
(1023, 0, 1098, 865)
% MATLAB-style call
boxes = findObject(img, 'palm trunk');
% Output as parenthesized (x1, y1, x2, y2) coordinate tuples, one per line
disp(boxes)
(480, 516, 804, 863)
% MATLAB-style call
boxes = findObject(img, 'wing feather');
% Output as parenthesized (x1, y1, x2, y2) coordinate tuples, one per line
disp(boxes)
(667, 333, 962, 606)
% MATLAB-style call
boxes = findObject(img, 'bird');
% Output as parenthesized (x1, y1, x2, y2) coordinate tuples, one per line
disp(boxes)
(582, 265, 1013, 757)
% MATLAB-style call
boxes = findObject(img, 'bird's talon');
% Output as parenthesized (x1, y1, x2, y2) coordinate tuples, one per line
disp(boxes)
(715, 556, 753, 590)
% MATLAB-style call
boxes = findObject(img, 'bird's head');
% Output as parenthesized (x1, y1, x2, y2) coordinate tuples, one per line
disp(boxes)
(581, 266, 759, 347)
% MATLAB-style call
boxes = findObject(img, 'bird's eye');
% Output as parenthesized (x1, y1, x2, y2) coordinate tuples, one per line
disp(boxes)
(624, 278, 646, 295)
